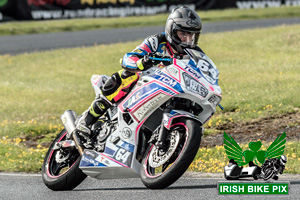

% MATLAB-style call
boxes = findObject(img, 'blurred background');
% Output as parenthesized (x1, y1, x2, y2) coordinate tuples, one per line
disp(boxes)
(0, 0, 299, 21)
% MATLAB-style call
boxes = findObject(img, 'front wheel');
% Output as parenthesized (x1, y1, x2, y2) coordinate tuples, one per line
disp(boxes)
(263, 168, 275, 181)
(42, 129, 87, 191)
(140, 119, 202, 189)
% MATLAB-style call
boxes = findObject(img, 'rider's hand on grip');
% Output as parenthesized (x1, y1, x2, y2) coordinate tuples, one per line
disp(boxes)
(140, 54, 153, 71)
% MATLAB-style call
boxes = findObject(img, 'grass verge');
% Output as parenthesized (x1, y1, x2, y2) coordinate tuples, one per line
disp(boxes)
(0, 24, 299, 172)
(0, 6, 300, 36)
(188, 140, 300, 175)
(0, 136, 47, 172)
(0, 135, 298, 174)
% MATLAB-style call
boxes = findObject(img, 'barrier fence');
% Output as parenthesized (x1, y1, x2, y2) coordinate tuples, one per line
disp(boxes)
(0, 0, 299, 21)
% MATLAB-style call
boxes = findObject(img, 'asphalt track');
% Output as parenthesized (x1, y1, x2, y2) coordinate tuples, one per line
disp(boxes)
(0, 17, 300, 55)
(1, 172, 300, 200)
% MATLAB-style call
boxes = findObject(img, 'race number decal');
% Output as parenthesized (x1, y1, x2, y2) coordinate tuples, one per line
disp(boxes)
(114, 148, 132, 166)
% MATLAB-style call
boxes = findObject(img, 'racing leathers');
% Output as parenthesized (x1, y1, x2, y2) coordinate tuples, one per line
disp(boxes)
(75, 32, 204, 137)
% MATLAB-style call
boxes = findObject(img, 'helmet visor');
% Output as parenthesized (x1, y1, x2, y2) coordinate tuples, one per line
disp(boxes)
(176, 30, 199, 48)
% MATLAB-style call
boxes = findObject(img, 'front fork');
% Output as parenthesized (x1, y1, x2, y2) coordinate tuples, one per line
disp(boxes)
(155, 111, 204, 149)
(61, 110, 84, 155)
(156, 120, 168, 149)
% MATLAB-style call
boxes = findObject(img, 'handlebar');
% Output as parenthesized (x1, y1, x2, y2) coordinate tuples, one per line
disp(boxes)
(148, 56, 172, 62)
(145, 53, 173, 66)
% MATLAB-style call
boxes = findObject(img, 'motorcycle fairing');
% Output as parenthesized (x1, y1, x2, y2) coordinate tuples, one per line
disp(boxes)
(131, 93, 167, 122)
(80, 154, 107, 167)
(81, 133, 136, 166)
(80, 149, 130, 168)
(120, 81, 178, 112)
(150, 69, 184, 93)
(79, 146, 141, 179)
(185, 48, 220, 86)
(164, 65, 181, 82)
(174, 59, 216, 97)
(80, 149, 133, 179)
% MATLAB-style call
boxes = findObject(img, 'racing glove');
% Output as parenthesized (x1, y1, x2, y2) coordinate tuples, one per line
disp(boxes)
(136, 54, 153, 71)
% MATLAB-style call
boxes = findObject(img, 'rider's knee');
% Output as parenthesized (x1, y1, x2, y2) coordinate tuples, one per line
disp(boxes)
(101, 69, 138, 103)
(101, 72, 122, 96)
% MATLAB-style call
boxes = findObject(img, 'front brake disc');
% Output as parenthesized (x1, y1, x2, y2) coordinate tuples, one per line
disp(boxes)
(148, 130, 180, 168)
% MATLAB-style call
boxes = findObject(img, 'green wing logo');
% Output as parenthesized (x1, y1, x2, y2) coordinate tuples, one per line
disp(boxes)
(223, 132, 247, 166)
(265, 132, 286, 159)
(0, 0, 8, 7)
(224, 132, 286, 166)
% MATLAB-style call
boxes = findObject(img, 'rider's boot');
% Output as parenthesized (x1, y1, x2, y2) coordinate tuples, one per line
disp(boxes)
(75, 95, 112, 142)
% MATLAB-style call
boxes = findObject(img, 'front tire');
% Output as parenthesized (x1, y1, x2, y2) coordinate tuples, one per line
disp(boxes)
(42, 129, 87, 191)
(140, 119, 202, 189)
(263, 168, 275, 181)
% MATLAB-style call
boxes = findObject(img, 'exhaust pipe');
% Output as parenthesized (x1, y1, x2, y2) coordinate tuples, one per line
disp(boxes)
(61, 110, 84, 155)
(61, 110, 77, 137)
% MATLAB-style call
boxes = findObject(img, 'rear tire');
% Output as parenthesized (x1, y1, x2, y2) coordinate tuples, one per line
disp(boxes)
(140, 119, 202, 189)
(42, 129, 87, 191)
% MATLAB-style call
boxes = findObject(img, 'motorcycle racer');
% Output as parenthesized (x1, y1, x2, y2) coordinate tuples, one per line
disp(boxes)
(75, 6, 205, 139)
(259, 155, 287, 180)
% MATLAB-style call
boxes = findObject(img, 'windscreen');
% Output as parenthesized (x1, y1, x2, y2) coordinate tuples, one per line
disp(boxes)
(185, 48, 220, 85)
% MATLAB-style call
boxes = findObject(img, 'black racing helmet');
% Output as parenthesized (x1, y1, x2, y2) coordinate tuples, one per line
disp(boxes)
(165, 6, 202, 53)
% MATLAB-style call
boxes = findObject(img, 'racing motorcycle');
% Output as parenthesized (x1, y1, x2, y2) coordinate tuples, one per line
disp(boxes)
(257, 156, 287, 181)
(42, 48, 222, 190)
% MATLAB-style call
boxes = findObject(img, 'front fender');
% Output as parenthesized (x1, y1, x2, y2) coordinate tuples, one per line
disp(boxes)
(162, 110, 203, 130)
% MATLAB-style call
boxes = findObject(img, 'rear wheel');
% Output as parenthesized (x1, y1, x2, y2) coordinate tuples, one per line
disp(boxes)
(140, 119, 202, 189)
(42, 129, 87, 191)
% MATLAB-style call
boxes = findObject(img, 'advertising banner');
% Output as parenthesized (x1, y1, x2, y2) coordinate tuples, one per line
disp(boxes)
(0, 0, 299, 21)
(236, 0, 300, 9)
(2, 0, 198, 21)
